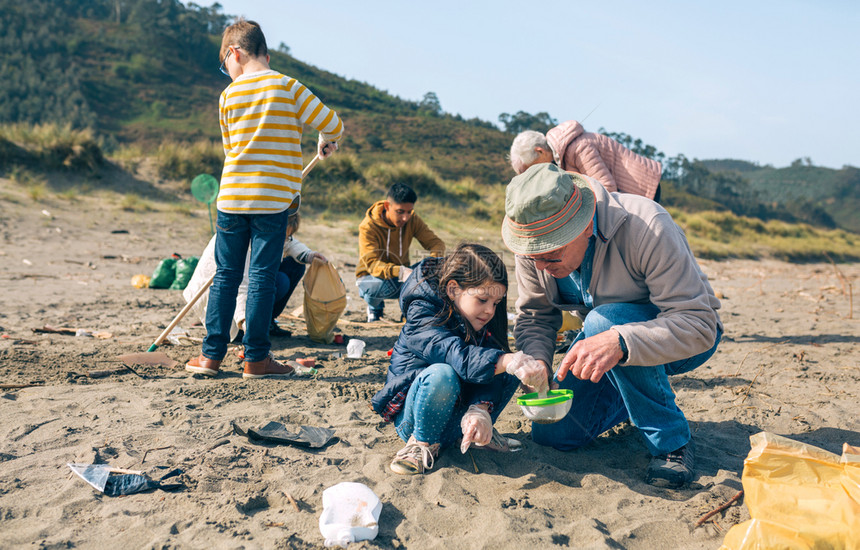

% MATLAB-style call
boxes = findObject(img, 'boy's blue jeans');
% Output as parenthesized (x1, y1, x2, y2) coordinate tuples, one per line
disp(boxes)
(356, 275, 402, 313)
(202, 210, 289, 363)
(394, 363, 521, 449)
(532, 303, 721, 456)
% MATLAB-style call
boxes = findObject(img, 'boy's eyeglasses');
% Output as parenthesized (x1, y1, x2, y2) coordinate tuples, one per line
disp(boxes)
(219, 47, 239, 76)
(515, 254, 563, 264)
(219, 50, 231, 76)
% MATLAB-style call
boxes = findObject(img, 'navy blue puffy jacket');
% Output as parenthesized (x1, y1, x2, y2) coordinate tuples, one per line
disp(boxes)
(370, 257, 506, 420)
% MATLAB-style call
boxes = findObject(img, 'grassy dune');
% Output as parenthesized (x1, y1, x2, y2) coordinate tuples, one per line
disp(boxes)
(1, 124, 857, 263)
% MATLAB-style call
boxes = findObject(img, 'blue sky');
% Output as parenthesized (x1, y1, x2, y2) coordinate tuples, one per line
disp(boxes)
(212, 1, 859, 169)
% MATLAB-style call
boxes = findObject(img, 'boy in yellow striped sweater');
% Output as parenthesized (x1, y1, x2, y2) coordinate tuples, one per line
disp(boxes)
(186, 18, 343, 379)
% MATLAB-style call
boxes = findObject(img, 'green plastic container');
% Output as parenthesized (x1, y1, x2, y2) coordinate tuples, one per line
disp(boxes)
(517, 389, 574, 424)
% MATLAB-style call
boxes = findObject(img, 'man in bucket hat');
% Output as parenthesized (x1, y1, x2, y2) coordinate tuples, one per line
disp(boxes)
(503, 163, 722, 488)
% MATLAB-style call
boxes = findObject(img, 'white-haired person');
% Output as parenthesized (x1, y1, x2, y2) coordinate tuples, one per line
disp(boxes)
(509, 121, 662, 202)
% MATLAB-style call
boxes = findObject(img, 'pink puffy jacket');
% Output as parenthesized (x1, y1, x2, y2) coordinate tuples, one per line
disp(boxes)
(546, 120, 662, 199)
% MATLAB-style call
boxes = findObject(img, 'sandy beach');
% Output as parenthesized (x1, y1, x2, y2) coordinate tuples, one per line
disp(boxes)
(0, 175, 857, 549)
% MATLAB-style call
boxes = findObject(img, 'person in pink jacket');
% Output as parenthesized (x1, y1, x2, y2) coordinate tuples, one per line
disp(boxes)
(509, 120, 663, 201)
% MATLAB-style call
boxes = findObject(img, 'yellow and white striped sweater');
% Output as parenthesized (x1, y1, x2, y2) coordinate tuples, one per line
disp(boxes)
(217, 70, 343, 213)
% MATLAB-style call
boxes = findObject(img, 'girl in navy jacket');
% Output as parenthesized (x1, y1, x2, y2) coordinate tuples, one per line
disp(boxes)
(371, 243, 548, 475)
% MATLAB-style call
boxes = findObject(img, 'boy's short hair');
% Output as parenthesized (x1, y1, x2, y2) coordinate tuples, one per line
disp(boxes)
(220, 18, 268, 63)
(387, 183, 417, 204)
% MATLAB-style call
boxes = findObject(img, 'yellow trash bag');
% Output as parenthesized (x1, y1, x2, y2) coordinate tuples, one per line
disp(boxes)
(559, 310, 583, 333)
(302, 258, 346, 344)
(720, 431, 860, 550)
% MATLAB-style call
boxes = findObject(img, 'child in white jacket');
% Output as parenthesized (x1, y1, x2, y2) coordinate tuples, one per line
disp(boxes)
(183, 212, 326, 342)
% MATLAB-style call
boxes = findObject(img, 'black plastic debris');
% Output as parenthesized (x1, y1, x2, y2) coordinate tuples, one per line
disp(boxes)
(68, 464, 184, 496)
(243, 421, 335, 449)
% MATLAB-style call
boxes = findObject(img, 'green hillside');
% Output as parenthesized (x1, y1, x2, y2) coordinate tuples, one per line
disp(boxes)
(702, 160, 860, 232)
(0, 0, 512, 185)
(1, 0, 857, 235)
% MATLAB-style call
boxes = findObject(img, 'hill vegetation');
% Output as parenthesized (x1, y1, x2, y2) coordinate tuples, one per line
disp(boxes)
(0, 0, 857, 262)
(701, 160, 860, 233)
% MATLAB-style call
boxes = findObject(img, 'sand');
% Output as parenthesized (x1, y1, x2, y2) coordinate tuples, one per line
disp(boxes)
(0, 175, 858, 549)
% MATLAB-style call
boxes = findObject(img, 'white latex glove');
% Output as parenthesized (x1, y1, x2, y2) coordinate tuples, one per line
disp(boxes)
(505, 350, 550, 395)
(311, 252, 328, 263)
(398, 266, 413, 282)
(460, 404, 493, 453)
(317, 135, 338, 159)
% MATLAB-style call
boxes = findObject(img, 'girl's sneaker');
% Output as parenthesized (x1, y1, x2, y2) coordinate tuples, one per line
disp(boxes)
(390, 435, 440, 475)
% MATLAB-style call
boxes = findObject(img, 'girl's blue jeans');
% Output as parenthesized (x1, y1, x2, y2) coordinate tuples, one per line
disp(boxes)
(394, 363, 521, 449)
(202, 209, 289, 363)
(532, 302, 721, 456)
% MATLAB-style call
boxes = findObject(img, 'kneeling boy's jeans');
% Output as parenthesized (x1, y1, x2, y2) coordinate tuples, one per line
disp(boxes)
(394, 363, 520, 449)
(202, 210, 289, 363)
(356, 275, 402, 313)
(532, 302, 721, 456)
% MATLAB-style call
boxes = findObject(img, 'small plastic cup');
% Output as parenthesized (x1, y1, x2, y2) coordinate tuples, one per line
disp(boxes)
(346, 339, 366, 359)
(517, 389, 574, 424)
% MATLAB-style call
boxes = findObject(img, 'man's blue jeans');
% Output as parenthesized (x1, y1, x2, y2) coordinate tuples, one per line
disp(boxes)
(356, 275, 402, 314)
(394, 363, 521, 449)
(532, 303, 721, 456)
(202, 210, 289, 363)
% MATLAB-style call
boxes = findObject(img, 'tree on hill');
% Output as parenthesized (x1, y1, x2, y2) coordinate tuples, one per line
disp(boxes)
(419, 92, 442, 115)
(498, 111, 557, 134)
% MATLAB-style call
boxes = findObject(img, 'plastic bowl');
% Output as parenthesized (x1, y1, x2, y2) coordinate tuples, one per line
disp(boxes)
(517, 390, 574, 424)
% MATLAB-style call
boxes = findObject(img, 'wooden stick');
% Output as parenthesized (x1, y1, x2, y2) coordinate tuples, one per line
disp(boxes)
(108, 467, 144, 475)
(207, 438, 230, 451)
(741, 365, 764, 403)
(280, 313, 403, 328)
(142, 445, 173, 463)
(285, 492, 300, 512)
(0, 383, 43, 390)
(468, 450, 479, 474)
(695, 490, 744, 527)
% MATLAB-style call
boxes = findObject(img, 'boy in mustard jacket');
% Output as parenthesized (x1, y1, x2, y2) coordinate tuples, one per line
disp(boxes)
(355, 183, 445, 322)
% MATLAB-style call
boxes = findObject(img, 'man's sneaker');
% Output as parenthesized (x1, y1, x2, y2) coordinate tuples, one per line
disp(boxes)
(645, 441, 695, 488)
(390, 435, 440, 475)
(474, 428, 523, 452)
(367, 307, 383, 323)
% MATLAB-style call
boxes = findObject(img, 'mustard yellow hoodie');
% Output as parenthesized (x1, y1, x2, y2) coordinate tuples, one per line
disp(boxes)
(356, 200, 445, 279)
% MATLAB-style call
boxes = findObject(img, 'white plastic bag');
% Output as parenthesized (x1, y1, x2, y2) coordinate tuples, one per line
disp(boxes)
(319, 482, 382, 547)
